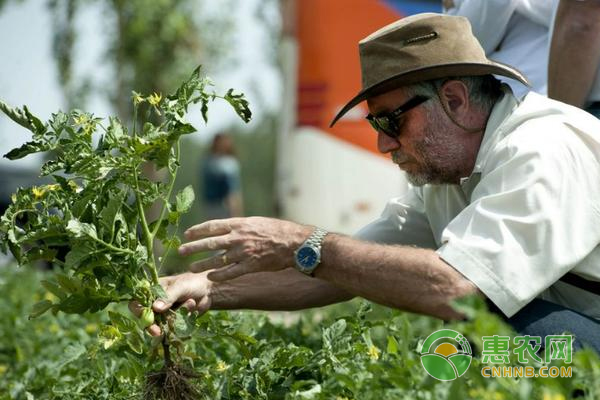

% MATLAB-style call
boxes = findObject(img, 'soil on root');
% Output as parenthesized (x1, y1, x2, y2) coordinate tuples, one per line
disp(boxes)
(143, 337, 203, 400)
(143, 364, 203, 400)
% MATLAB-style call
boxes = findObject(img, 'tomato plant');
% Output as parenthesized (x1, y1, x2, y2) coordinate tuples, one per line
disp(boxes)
(0, 66, 250, 399)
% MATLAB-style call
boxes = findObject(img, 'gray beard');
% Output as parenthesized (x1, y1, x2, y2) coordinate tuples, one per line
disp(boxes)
(405, 107, 469, 186)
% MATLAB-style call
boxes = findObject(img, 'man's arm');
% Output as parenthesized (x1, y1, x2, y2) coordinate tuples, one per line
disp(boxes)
(210, 267, 354, 310)
(133, 267, 353, 336)
(548, 0, 600, 107)
(180, 217, 479, 321)
(314, 234, 478, 320)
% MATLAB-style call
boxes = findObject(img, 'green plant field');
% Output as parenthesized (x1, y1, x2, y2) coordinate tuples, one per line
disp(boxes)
(2, 265, 599, 400)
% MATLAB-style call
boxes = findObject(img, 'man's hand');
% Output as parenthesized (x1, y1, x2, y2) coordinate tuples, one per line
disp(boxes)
(178, 217, 312, 282)
(129, 271, 213, 336)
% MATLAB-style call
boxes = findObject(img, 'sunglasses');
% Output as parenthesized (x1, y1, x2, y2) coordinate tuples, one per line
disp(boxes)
(365, 95, 430, 139)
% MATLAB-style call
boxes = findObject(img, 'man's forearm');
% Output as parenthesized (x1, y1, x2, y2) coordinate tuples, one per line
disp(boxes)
(210, 267, 354, 310)
(548, 0, 600, 107)
(315, 234, 478, 320)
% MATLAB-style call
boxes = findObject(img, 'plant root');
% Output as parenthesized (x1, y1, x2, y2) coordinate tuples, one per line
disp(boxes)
(143, 363, 202, 400)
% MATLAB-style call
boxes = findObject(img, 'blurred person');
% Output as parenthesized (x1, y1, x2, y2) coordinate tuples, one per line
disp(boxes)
(444, 0, 557, 98)
(201, 133, 244, 219)
(548, 0, 600, 117)
(134, 14, 600, 351)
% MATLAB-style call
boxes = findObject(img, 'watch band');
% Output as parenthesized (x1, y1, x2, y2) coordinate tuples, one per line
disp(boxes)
(306, 227, 328, 249)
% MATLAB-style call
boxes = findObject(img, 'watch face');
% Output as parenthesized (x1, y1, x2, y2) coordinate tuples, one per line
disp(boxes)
(296, 246, 319, 268)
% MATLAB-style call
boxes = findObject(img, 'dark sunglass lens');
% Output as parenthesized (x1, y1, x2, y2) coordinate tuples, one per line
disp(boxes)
(378, 118, 398, 138)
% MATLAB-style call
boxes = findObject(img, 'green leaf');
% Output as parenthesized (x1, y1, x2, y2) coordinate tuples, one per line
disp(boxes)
(99, 325, 123, 350)
(387, 335, 399, 355)
(175, 185, 194, 214)
(109, 311, 137, 334)
(4, 140, 49, 160)
(41, 280, 67, 301)
(29, 300, 53, 319)
(66, 219, 98, 240)
(55, 273, 80, 293)
(200, 99, 209, 123)
(56, 343, 86, 370)
(99, 189, 126, 241)
(149, 219, 169, 240)
(224, 89, 252, 123)
(162, 235, 181, 250)
(0, 100, 46, 135)
(59, 293, 92, 314)
(40, 159, 66, 175)
(64, 242, 96, 269)
(126, 329, 145, 354)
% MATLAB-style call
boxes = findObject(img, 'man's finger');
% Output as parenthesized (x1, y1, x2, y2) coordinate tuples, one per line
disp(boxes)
(188, 248, 244, 272)
(184, 219, 238, 240)
(182, 298, 197, 311)
(179, 235, 233, 256)
(196, 296, 211, 315)
(207, 262, 251, 282)
(148, 324, 162, 337)
(189, 257, 223, 272)
(128, 301, 144, 318)
(152, 280, 187, 312)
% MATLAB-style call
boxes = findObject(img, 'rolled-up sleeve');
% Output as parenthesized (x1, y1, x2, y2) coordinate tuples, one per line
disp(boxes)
(437, 122, 600, 317)
(355, 188, 437, 249)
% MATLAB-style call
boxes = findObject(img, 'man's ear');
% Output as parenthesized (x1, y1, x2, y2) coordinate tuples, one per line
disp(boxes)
(439, 80, 470, 114)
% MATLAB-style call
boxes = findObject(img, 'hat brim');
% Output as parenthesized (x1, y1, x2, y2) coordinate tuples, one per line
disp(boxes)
(329, 61, 530, 127)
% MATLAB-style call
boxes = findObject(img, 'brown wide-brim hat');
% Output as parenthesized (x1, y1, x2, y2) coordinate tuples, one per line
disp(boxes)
(330, 13, 530, 127)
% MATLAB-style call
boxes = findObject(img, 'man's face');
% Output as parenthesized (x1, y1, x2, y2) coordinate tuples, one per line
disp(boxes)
(366, 87, 467, 186)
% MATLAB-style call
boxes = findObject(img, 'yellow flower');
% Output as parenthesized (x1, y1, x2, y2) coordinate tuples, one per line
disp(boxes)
(368, 344, 381, 360)
(67, 180, 80, 192)
(469, 388, 505, 400)
(543, 393, 565, 400)
(32, 186, 46, 199)
(216, 361, 229, 372)
(0, 364, 7, 375)
(49, 323, 60, 334)
(132, 91, 145, 105)
(11, 193, 16, 203)
(99, 325, 122, 350)
(45, 184, 59, 191)
(44, 291, 56, 302)
(73, 114, 89, 125)
(148, 92, 162, 106)
(85, 323, 98, 334)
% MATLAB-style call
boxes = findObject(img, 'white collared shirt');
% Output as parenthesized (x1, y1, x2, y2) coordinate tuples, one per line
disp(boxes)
(444, 0, 557, 97)
(356, 87, 600, 318)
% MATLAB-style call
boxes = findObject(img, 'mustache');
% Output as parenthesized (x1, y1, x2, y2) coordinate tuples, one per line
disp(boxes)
(391, 152, 411, 164)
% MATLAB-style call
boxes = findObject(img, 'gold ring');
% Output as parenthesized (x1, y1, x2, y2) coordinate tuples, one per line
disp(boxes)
(221, 254, 228, 265)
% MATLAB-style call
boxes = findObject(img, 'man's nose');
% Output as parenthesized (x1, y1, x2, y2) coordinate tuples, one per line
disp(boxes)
(377, 131, 400, 153)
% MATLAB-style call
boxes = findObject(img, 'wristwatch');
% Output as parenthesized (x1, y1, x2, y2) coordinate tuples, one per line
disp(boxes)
(294, 227, 328, 275)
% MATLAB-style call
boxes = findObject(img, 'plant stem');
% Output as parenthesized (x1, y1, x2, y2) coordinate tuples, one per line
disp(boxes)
(132, 163, 158, 285)
(91, 236, 135, 255)
(151, 141, 180, 239)
(162, 335, 173, 368)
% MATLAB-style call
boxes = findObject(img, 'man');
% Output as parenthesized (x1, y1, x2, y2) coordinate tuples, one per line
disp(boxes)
(137, 13, 600, 350)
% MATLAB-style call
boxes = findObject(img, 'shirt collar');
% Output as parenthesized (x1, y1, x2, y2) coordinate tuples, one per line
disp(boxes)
(471, 85, 520, 175)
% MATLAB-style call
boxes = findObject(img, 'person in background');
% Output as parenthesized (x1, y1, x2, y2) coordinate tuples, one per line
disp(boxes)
(548, 0, 600, 118)
(444, 0, 557, 97)
(201, 133, 244, 220)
